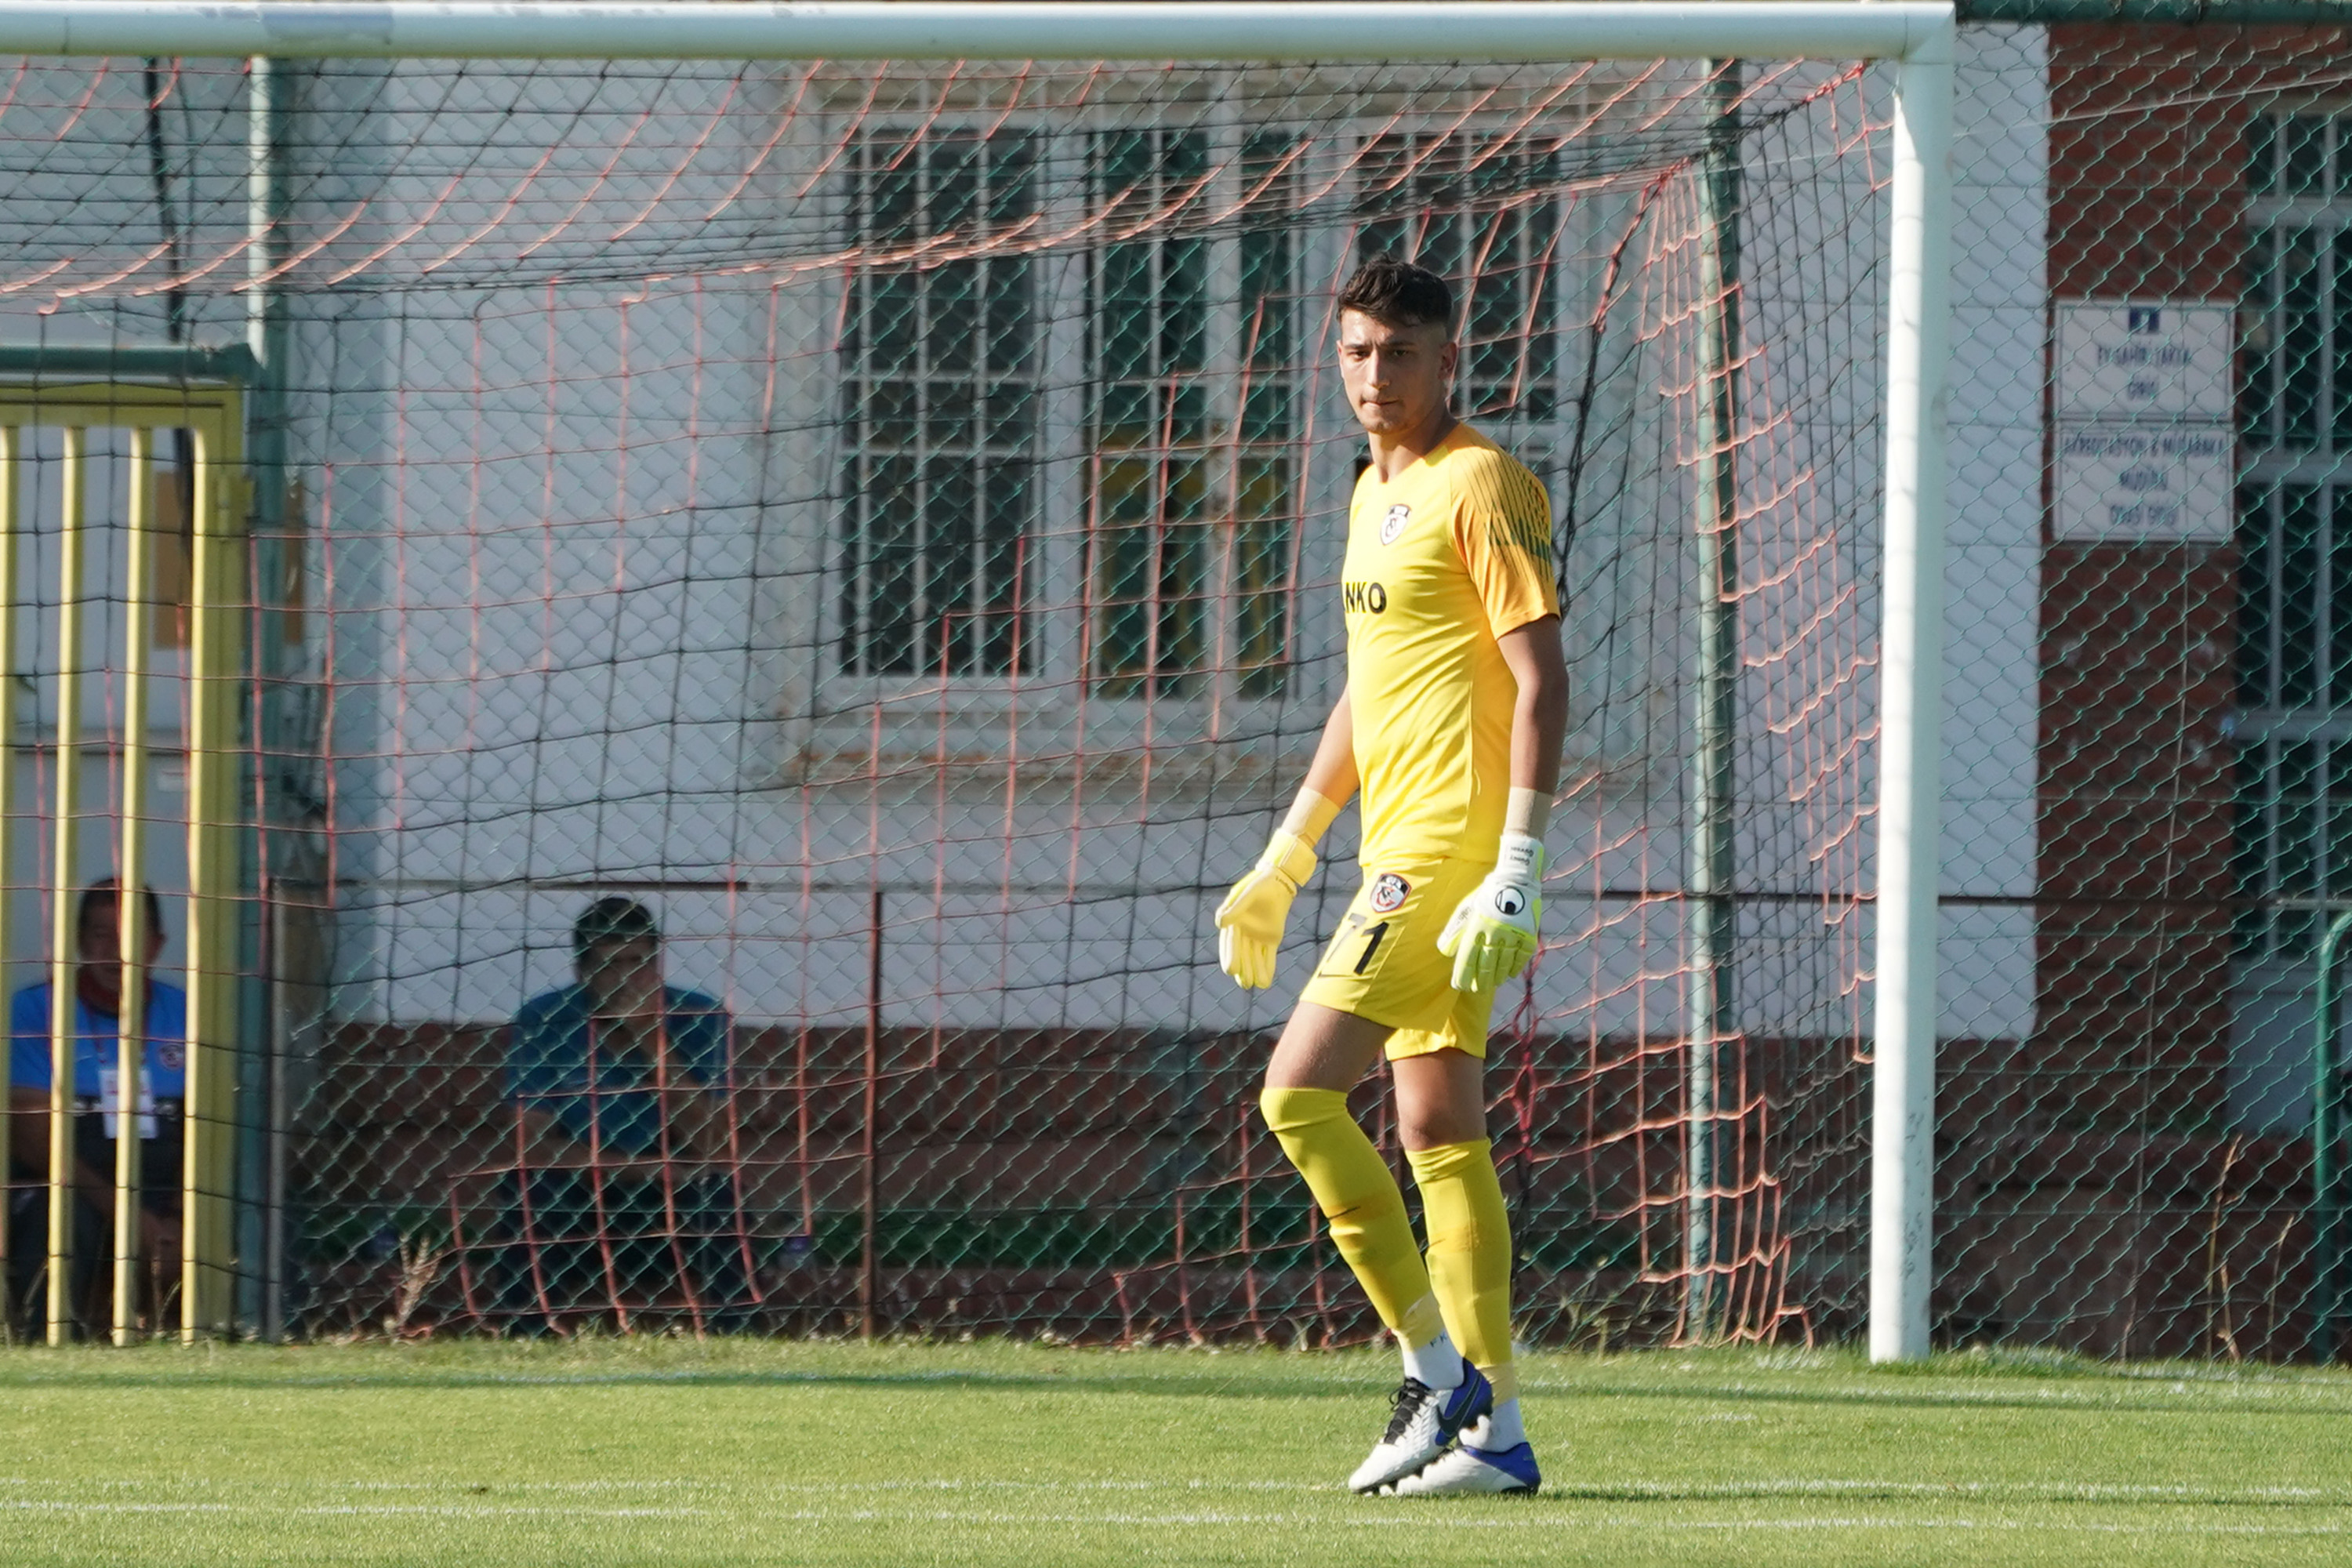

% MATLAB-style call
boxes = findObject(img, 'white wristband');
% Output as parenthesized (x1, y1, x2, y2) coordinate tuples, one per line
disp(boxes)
(1504, 786, 1550, 843)
(1280, 788, 1343, 847)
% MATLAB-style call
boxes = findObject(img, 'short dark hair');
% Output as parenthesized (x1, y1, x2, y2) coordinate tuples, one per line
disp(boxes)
(1336, 256, 1455, 332)
(572, 896, 659, 965)
(78, 878, 167, 938)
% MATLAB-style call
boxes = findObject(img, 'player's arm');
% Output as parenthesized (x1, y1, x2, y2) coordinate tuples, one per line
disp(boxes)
(1499, 618, 1567, 801)
(1440, 619, 1566, 990)
(1438, 621, 1566, 991)
(1214, 688, 1356, 989)
(662, 1007, 735, 1165)
(1300, 684, 1360, 808)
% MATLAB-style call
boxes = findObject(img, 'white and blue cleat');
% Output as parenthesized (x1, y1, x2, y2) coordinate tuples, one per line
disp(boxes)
(1387, 1439, 1542, 1497)
(1348, 1365, 1494, 1494)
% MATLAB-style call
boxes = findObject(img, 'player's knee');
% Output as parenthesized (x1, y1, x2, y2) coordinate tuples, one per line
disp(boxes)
(1258, 1083, 1346, 1137)
(1405, 1136, 1494, 1181)
(1397, 1104, 1487, 1149)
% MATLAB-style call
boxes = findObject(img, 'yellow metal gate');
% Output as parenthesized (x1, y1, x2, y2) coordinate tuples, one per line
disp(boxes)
(0, 382, 246, 1343)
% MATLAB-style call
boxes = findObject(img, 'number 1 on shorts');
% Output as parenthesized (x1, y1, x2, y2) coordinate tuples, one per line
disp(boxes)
(1340, 913, 1390, 975)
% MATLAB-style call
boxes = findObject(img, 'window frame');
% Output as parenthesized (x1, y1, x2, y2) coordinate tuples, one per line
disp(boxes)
(2233, 101, 2352, 960)
(833, 123, 1045, 686)
(811, 104, 1581, 767)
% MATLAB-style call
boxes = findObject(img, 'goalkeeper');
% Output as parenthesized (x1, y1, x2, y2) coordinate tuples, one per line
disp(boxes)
(1215, 257, 1565, 1498)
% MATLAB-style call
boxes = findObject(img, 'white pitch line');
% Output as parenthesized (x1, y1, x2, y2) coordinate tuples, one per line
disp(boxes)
(2, 1475, 2347, 1504)
(3, 1499, 2348, 1536)
(0, 1500, 705, 1519)
(2, 1501, 239, 1514)
(1518, 1377, 2352, 1410)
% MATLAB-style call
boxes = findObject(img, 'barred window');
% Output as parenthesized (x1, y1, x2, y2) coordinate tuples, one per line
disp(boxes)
(1233, 133, 1305, 700)
(832, 124, 1568, 700)
(1356, 131, 1564, 423)
(837, 129, 1039, 678)
(2233, 106, 2352, 958)
(1087, 129, 1301, 699)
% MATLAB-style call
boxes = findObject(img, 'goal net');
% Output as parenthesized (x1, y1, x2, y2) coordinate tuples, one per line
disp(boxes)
(2, 45, 1895, 1345)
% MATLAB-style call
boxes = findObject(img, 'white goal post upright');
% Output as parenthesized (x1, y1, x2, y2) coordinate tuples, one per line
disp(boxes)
(0, 1, 1957, 1360)
(1873, 31, 1955, 1367)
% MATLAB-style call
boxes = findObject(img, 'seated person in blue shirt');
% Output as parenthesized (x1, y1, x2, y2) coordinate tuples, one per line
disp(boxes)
(7, 880, 185, 1337)
(486, 897, 750, 1329)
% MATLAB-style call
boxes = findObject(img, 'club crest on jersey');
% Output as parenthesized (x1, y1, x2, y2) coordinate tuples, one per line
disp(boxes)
(1369, 873, 1410, 913)
(1380, 503, 1412, 546)
(158, 1043, 184, 1071)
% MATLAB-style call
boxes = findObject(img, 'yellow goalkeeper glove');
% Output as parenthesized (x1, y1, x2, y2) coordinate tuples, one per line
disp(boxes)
(1438, 831, 1546, 993)
(1214, 829, 1319, 990)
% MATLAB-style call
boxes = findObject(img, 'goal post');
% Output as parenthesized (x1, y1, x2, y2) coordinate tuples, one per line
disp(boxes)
(1873, 27, 1953, 1365)
(0, 1, 1955, 1354)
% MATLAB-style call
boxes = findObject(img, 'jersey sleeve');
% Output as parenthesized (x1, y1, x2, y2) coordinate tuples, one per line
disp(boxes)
(9, 984, 49, 1091)
(1449, 456, 1561, 636)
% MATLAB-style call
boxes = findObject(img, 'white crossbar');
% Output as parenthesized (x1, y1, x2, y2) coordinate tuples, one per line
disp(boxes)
(0, 2, 1952, 62)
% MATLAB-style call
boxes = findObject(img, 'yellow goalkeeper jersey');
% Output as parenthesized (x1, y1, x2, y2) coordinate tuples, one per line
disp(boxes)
(1342, 422, 1559, 863)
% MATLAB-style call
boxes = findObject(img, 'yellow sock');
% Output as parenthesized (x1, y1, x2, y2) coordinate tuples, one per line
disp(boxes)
(1406, 1138, 1515, 1394)
(1260, 1087, 1434, 1337)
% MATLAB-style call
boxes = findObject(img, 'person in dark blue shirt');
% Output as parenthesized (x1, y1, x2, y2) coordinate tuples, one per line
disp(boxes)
(6, 881, 184, 1338)
(481, 897, 751, 1330)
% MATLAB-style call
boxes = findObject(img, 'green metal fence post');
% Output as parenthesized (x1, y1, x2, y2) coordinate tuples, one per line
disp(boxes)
(2310, 910, 2352, 1363)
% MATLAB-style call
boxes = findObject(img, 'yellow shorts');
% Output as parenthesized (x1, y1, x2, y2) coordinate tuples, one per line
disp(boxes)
(1298, 854, 1500, 1062)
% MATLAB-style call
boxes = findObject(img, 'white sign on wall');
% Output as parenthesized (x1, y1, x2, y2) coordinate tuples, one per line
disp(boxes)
(2052, 299, 2234, 543)
(2053, 425, 2233, 543)
(2056, 301, 2234, 423)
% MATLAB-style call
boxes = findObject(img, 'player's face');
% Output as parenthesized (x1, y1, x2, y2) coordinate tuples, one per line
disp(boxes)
(1337, 310, 1456, 438)
(580, 935, 662, 1019)
(75, 896, 167, 1009)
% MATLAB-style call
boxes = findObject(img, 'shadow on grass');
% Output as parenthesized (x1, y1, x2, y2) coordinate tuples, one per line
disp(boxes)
(2, 1345, 2350, 1419)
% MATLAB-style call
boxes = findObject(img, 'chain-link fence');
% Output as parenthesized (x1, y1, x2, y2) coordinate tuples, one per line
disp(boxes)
(0, 9, 2346, 1360)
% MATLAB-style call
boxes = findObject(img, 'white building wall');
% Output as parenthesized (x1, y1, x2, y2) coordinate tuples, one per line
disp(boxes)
(1936, 24, 2048, 1044)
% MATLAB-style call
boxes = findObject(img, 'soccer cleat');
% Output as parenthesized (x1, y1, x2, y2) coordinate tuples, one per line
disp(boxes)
(1347, 1364, 1494, 1494)
(1386, 1439, 1542, 1497)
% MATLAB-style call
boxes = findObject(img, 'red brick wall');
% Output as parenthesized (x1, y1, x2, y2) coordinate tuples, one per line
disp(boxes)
(2031, 25, 2342, 1133)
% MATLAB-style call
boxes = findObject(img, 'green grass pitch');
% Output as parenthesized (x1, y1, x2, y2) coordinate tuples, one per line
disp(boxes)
(1, 1338, 2344, 1566)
